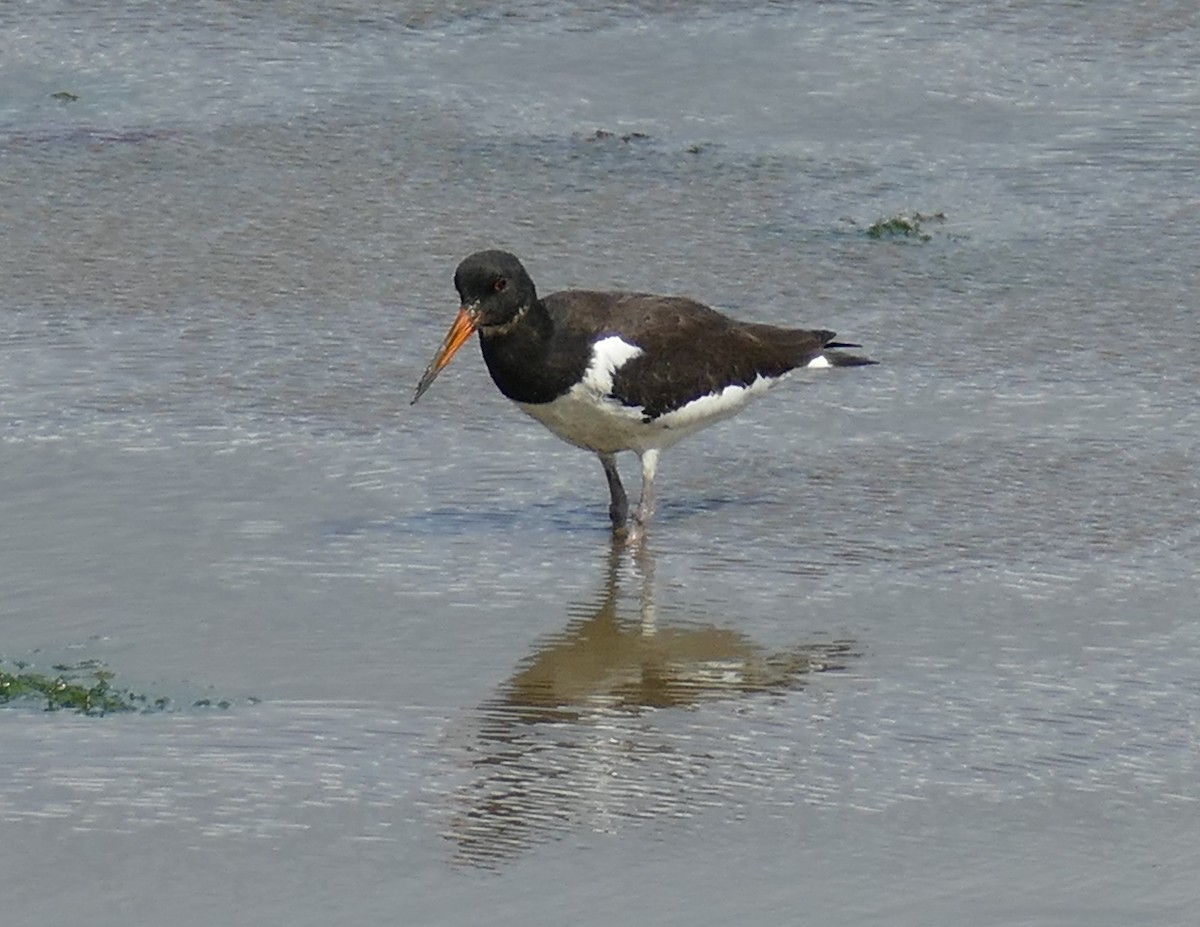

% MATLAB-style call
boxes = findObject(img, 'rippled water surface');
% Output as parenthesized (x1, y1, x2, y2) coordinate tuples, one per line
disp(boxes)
(3, 1, 1198, 924)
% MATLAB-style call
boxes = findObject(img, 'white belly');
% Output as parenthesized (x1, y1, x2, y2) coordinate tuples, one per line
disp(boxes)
(516, 371, 783, 454)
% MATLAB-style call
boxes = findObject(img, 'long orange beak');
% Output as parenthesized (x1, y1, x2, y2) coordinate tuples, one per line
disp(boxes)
(411, 305, 479, 404)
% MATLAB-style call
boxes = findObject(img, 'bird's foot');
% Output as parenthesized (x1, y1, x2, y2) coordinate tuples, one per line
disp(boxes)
(610, 514, 650, 548)
(622, 505, 654, 547)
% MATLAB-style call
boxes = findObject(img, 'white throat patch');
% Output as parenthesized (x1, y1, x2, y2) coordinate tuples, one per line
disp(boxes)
(478, 302, 530, 337)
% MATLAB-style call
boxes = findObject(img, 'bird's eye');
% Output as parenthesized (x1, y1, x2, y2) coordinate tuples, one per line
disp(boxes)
(493, 277, 507, 293)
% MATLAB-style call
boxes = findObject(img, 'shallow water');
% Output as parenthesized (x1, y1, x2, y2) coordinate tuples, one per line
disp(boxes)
(3, 1, 1199, 924)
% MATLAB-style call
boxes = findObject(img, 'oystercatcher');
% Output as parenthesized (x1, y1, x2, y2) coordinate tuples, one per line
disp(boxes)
(412, 250, 874, 539)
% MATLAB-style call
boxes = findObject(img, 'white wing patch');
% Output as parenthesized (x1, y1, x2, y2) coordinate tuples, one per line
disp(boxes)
(806, 354, 831, 369)
(580, 335, 645, 394)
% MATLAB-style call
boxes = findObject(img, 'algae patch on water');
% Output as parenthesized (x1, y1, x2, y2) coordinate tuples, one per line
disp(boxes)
(863, 211, 946, 242)
(0, 658, 234, 716)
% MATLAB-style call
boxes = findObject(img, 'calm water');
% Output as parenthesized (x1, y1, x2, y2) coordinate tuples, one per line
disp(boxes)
(3, 1, 1199, 924)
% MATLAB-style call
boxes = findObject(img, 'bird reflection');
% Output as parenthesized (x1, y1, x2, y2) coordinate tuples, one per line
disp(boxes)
(443, 539, 859, 868)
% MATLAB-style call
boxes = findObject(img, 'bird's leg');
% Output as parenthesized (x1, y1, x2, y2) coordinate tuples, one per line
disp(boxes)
(599, 453, 628, 532)
(627, 448, 660, 543)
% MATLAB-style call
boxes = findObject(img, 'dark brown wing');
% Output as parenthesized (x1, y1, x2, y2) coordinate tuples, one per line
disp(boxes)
(545, 291, 839, 420)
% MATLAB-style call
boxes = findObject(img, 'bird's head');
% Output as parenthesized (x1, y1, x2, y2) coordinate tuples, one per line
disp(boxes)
(411, 250, 537, 404)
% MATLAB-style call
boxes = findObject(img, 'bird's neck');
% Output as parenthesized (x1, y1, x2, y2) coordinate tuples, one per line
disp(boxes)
(482, 296, 550, 343)
(478, 299, 567, 404)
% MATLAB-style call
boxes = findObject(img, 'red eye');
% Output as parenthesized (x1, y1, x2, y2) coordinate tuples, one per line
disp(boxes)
(493, 277, 507, 292)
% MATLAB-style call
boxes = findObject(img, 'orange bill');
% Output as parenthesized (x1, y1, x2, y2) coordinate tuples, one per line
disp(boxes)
(411, 306, 478, 404)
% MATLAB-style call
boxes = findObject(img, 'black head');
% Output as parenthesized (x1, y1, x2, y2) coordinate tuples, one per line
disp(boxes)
(453, 250, 538, 331)
(411, 250, 539, 404)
